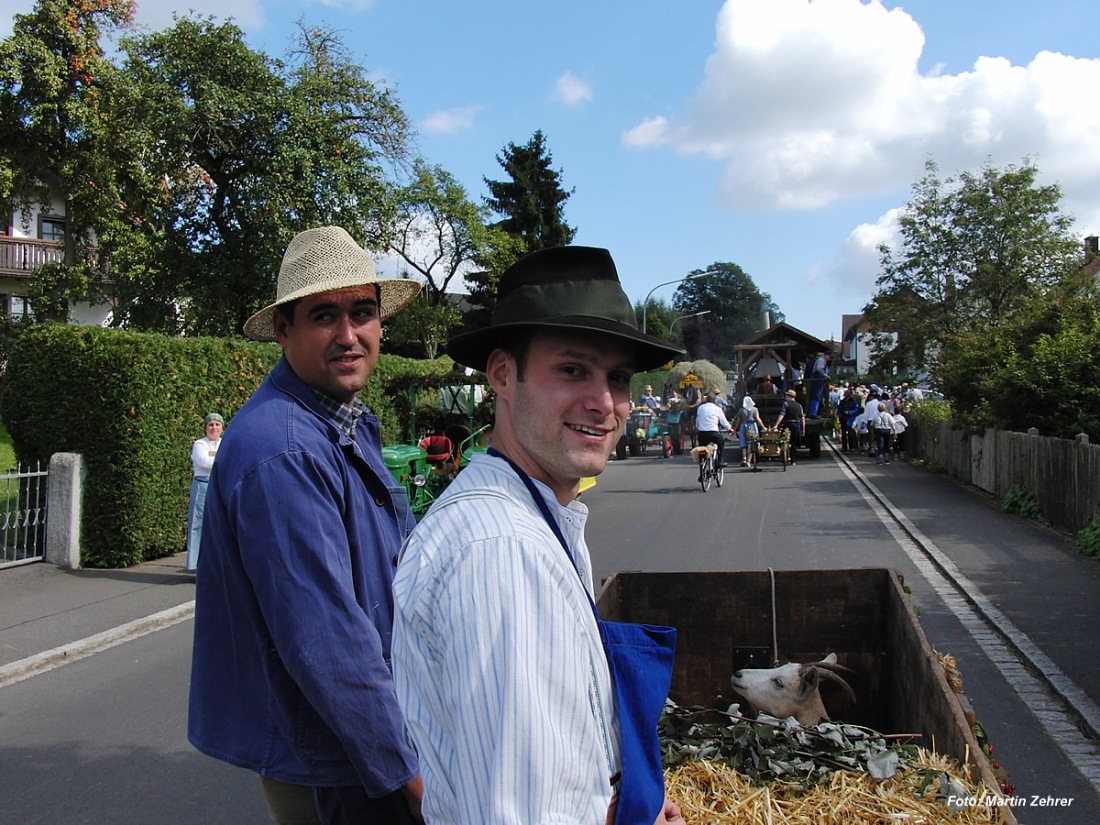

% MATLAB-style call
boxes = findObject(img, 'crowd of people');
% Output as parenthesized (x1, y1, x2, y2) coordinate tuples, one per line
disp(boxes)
(629, 374, 916, 469)
(831, 382, 911, 464)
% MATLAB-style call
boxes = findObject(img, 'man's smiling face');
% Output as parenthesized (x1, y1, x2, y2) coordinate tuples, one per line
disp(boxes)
(274, 287, 381, 403)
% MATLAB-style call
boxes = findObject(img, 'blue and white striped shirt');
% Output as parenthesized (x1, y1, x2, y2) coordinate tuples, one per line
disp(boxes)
(392, 452, 620, 824)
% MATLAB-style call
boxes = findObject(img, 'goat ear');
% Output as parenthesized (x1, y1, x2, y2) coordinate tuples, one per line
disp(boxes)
(799, 666, 821, 698)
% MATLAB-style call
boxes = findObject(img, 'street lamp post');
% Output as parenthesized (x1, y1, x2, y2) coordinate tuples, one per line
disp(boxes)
(641, 270, 718, 334)
(669, 309, 711, 334)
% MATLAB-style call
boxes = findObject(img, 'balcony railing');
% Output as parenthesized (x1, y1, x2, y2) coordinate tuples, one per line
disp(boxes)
(0, 236, 103, 278)
(0, 236, 65, 278)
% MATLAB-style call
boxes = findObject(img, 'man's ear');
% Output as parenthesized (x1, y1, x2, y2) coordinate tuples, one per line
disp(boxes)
(272, 312, 289, 346)
(484, 349, 513, 397)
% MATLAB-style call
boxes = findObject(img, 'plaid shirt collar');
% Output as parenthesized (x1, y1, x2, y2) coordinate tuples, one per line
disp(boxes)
(311, 389, 365, 440)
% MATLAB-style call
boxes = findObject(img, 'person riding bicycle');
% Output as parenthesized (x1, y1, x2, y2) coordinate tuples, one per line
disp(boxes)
(695, 390, 732, 470)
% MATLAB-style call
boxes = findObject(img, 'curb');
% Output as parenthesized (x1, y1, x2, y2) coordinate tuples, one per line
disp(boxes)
(0, 600, 195, 689)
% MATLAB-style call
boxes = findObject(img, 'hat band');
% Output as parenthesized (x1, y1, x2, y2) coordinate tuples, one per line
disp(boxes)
(494, 279, 637, 328)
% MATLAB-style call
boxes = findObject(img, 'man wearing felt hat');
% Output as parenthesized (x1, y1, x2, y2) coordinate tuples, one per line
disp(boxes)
(189, 226, 425, 823)
(392, 246, 686, 825)
(774, 387, 806, 462)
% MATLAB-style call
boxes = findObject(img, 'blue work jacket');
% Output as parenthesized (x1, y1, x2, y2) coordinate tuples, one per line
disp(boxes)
(187, 357, 418, 795)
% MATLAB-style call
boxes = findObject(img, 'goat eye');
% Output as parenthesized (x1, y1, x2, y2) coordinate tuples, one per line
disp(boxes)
(772, 678, 784, 689)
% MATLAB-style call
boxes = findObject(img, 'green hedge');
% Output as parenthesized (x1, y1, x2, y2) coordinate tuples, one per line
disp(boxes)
(1, 324, 455, 567)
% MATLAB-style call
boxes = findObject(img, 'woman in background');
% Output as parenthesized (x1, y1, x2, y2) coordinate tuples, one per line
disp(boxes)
(186, 413, 223, 572)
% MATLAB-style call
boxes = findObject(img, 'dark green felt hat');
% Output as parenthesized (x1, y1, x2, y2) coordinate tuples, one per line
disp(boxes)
(447, 246, 685, 372)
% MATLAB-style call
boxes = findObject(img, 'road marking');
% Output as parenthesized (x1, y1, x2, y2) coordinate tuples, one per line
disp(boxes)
(0, 601, 195, 689)
(831, 443, 1100, 793)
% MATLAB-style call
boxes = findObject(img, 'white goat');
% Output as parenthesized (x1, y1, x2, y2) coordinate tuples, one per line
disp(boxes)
(729, 652, 856, 726)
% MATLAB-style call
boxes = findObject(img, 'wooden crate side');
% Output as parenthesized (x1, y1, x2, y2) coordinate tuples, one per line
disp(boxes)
(880, 571, 1009, 803)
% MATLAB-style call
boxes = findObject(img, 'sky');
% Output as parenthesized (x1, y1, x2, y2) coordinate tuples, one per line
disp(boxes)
(3, 0, 1099, 342)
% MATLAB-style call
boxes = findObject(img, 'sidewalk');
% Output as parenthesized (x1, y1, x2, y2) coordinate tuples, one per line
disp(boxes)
(834, 442, 1100, 721)
(0, 553, 195, 682)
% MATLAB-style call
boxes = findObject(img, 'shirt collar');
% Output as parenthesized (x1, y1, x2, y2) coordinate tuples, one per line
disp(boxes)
(311, 389, 365, 440)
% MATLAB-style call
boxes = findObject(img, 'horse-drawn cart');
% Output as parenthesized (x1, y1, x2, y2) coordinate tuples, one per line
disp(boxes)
(746, 428, 789, 471)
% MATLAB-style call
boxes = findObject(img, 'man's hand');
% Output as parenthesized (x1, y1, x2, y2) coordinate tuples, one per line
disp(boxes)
(400, 776, 425, 823)
(605, 797, 686, 825)
(655, 797, 686, 824)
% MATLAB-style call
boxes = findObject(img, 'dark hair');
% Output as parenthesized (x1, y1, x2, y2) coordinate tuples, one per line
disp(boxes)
(495, 328, 536, 380)
(274, 299, 300, 326)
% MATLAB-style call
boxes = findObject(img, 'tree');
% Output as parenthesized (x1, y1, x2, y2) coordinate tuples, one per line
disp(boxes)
(670, 264, 781, 363)
(457, 231, 526, 333)
(112, 18, 412, 335)
(633, 298, 677, 341)
(380, 292, 459, 360)
(483, 130, 575, 254)
(936, 277, 1100, 438)
(383, 160, 497, 306)
(0, 0, 138, 320)
(864, 158, 1081, 378)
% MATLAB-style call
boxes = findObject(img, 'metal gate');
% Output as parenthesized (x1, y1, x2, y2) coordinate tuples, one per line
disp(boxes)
(1, 462, 48, 568)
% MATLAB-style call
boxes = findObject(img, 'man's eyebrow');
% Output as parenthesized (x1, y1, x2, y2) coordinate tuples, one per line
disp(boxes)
(306, 297, 379, 315)
(555, 347, 635, 372)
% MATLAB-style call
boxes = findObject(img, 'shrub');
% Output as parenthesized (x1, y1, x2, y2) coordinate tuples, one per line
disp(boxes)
(0, 324, 456, 567)
(1000, 485, 1047, 524)
(1076, 514, 1100, 558)
(905, 398, 952, 428)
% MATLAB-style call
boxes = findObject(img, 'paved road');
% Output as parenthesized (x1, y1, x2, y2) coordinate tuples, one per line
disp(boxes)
(2, 439, 1099, 823)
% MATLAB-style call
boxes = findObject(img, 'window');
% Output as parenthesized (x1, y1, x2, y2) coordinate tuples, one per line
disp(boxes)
(4, 295, 33, 319)
(39, 217, 65, 242)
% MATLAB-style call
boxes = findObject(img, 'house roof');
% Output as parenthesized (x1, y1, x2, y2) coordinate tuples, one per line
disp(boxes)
(734, 321, 832, 354)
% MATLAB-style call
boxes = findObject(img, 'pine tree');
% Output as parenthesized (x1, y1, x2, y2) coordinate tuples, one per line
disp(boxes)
(482, 130, 575, 254)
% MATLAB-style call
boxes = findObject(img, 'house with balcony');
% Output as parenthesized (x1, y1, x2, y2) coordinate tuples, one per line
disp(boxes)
(2, 190, 113, 326)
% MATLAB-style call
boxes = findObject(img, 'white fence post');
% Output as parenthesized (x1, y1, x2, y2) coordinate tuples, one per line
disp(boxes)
(45, 452, 84, 569)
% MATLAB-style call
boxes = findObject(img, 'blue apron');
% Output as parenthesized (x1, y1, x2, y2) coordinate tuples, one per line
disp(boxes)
(490, 450, 676, 825)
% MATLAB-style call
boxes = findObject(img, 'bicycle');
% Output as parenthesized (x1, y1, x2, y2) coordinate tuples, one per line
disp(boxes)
(693, 443, 724, 491)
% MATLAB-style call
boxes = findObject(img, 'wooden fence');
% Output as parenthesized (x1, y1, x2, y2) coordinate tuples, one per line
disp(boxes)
(907, 420, 1100, 534)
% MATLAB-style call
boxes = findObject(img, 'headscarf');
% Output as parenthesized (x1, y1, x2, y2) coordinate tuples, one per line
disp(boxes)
(742, 396, 756, 410)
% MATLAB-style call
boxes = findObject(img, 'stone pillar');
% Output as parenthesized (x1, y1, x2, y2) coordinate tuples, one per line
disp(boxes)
(45, 452, 84, 569)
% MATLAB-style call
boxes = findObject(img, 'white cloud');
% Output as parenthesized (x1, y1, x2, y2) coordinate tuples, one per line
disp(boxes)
(420, 106, 481, 135)
(828, 207, 902, 299)
(553, 71, 593, 106)
(625, 0, 1100, 229)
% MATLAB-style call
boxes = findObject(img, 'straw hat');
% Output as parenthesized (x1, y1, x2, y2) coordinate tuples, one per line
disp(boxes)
(243, 226, 421, 341)
(447, 246, 684, 372)
(785, 389, 797, 397)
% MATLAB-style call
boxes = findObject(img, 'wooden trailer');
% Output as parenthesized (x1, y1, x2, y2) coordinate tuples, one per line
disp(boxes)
(595, 567, 1014, 819)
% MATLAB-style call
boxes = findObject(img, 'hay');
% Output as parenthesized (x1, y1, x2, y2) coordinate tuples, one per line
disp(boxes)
(666, 747, 1011, 824)
(690, 444, 716, 461)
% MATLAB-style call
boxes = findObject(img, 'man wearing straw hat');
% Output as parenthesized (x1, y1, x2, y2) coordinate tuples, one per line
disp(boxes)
(188, 227, 425, 824)
(392, 246, 686, 825)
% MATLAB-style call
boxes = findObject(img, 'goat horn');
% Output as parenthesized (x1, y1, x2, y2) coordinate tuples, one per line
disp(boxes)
(815, 659, 856, 675)
(816, 667, 857, 703)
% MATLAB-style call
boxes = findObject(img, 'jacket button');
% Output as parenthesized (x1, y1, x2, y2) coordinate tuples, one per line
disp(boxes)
(374, 496, 385, 507)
